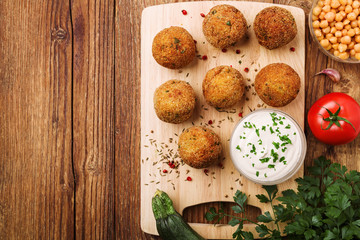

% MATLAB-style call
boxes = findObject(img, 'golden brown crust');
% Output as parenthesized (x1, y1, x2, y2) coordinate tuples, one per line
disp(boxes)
(178, 126, 222, 169)
(253, 6, 297, 50)
(152, 26, 196, 69)
(202, 4, 247, 49)
(255, 63, 300, 107)
(202, 66, 245, 109)
(153, 80, 196, 123)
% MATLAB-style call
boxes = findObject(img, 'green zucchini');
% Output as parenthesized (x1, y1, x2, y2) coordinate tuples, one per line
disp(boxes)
(152, 189, 205, 240)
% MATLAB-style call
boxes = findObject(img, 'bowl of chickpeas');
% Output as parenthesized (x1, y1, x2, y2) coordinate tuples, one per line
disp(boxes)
(310, 0, 360, 62)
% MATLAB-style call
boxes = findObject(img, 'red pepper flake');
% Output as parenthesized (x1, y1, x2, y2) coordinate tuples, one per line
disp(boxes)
(230, 65, 232, 68)
(200, 13, 205, 17)
(186, 176, 192, 181)
(236, 49, 241, 54)
(208, 120, 213, 125)
(202, 55, 208, 60)
(204, 169, 209, 174)
(163, 169, 168, 173)
(182, 10, 187, 15)
(218, 163, 223, 168)
(290, 47, 295, 52)
(238, 112, 243, 117)
(194, 40, 197, 44)
(244, 68, 249, 73)
(222, 48, 227, 53)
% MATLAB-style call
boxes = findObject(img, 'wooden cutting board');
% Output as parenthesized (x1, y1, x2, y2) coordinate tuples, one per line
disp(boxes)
(141, 1, 305, 238)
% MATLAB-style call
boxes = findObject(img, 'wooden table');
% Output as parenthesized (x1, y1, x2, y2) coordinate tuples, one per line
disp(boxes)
(0, 0, 359, 239)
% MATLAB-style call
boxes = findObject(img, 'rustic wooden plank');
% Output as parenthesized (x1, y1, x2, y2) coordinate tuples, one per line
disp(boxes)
(0, 0, 74, 239)
(71, 0, 115, 239)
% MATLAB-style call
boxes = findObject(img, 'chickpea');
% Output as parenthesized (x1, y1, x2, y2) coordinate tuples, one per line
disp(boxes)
(315, 29, 323, 37)
(353, 0, 360, 8)
(320, 39, 330, 47)
(326, 33, 334, 39)
(334, 50, 341, 56)
(354, 43, 360, 51)
(348, 28, 356, 36)
(350, 49, 356, 55)
(319, 0, 325, 7)
(343, 19, 351, 25)
(340, 0, 347, 5)
(349, 41, 356, 48)
(330, 36, 339, 43)
(325, 0, 331, 4)
(339, 5, 346, 10)
(323, 26, 332, 33)
(318, 35, 325, 40)
(355, 27, 360, 34)
(340, 10, 347, 17)
(347, 12, 357, 20)
(323, 5, 331, 12)
(325, 11, 336, 21)
(339, 43, 348, 52)
(354, 8, 360, 15)
(313, 14, 319, 21)
(358, 19, 360, 25)
(336, 21, 344, 29)
(320, 11, 326, 19)
(313, 20, 320, 28)
(330, 48, 335, 53)
(320, 19, 330, 28)
(345, 5, 353, 13)
(355, 52, 360, 59)
(335, 30, 343, 37)
(330, 21, 336, 27)
(332, 0, 341, 8)
(345, 24, 352, 29)
(341, 35, 352, 43)
(331, 26, 338, 33)
(313, 6, 322, 15)
(333, 43, 340, 49)
(348, 0, 353, 4)
(339, 52, 350, 59)
(342, 28, 348, 35)
(355, 35, 360, 42)
(335, 13, 344, 21)
(351, 20, 358, 27)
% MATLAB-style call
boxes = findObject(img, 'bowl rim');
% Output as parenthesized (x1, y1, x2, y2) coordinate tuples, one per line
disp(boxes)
(229, 108, 307, 185)
(308, 1, 360, 64)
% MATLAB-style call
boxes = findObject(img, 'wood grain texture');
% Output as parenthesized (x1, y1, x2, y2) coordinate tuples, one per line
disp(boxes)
(71, 0, 115, 239)
(140, 2, 305, 238)
(0, 0, 74, 239)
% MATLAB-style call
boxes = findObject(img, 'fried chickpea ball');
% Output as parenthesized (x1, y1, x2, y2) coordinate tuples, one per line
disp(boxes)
(178, 126, 222, 169)
(153, 80, 196, 124)
(255, 63, 300, 107)
(202, 4, 248, 49)
(254, 6, 297, 49)
(152, 26, 196, 69)
(202, 66, 245, 109)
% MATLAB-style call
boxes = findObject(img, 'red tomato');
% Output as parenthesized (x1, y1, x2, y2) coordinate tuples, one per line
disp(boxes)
(307, 92, 360, 145)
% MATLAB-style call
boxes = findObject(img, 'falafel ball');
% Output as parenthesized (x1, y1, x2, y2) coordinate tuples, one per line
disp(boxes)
(202, 66, 245, 109)
(255, 63, 300, 107)
(253, 6, 297, 50)
(178, 126, 222, 169)
(153, 80, 196, 124)
(202, 4, 247, 49)
(152, 26, 196, 69)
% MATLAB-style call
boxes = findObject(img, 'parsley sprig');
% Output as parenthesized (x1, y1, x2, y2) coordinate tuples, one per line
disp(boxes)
(205, 156, 360, 240)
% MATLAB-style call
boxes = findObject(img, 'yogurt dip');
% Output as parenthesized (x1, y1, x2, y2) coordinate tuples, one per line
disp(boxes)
(230, 109, 307, 185)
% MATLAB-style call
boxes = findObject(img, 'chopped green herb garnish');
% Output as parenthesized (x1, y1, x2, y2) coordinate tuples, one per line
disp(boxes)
(258, 139, 263, 145)
(281, 147, 287, 152)
(262, 126, 266, 131)
(285, 124, 291, 129)
(250, 144, 256, 155)
(264, 173, 267, 178)
(293, 132, 296, 135)
(279, 135, 292, 146)
(226, 21, 231, 26)
(211, 10, 217, 14)
(270, 127, 274, 134)
(174, 37, 180, 43)
(255, 129, 260, 137)
(279, 121, 283, 125)
(252, 163, 255, 167)
(260, 157, 270, 163)
(256, 171, 259, 177)
(279, 156, 285, 162)
(283, 161, 287, 165)
(243, 122, 253, 128)
(268, 164, 275, 169)
(236, 145, 241, 151)
(271, 149, 279, 162)
(272, 142, 280, 149)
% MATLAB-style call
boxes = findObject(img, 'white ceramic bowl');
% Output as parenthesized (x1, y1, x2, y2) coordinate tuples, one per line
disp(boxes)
(229, 109, 307, 185)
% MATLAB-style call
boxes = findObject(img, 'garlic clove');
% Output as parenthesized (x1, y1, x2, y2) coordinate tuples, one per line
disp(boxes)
(314, 68, 341, 83)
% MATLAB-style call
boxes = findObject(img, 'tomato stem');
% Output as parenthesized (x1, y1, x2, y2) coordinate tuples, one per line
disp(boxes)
(318, 103, 356, 131)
